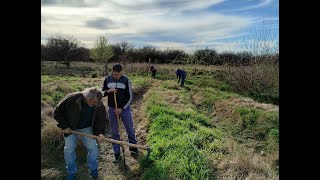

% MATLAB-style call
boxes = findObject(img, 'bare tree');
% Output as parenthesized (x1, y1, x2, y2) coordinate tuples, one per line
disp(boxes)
(119, 41, 133, 54)
(194, 48, 218, 65)
(239, 20, 279, 58)
(223, 20, 279, 104)
(43, 34, 88, 68)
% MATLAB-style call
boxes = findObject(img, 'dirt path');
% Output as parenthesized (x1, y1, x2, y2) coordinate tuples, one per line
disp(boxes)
(93, 81, 159, 180)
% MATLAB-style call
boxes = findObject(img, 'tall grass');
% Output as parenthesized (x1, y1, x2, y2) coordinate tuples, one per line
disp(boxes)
(185, 77, 239, 116)
(41, 61, 104, 77)
(233, 107, 279, 151)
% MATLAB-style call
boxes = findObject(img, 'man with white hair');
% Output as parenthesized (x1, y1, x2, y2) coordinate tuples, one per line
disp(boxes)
(53, 87, 107, 180)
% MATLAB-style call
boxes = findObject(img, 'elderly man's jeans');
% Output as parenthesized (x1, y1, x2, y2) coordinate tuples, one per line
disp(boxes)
(64, 126, 98, 174)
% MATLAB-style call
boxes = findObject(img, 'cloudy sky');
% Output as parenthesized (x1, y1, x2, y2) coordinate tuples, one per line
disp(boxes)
(41, 0, 279, 53)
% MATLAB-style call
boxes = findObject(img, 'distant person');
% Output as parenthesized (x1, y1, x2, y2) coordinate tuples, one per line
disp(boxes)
(53, 87, 107, 180)
(149, 65, 157, 79)
(176, 68, 187, 87)
(101, 63, 138, 162)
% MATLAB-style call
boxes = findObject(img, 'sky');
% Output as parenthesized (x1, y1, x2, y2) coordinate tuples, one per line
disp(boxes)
(41, 0, 279, 53)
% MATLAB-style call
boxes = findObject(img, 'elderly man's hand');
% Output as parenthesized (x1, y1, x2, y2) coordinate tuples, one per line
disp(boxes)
(63, 128, 71, 134)
(96, 134, 105, 142)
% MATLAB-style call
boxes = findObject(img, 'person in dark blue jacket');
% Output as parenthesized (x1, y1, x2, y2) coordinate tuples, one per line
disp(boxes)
(149, 65, 156, 79)
(176, 68, 187, 87)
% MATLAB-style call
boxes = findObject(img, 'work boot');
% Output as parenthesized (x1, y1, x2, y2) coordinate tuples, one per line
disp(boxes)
(67, 173, 76, 180)
(129, 147, 139, 155)
(113, 153, 122, 163)
(90, 169, 98, 180)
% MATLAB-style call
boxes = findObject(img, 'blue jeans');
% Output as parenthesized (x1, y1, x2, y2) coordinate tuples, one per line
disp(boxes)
(64, 126, 98, 175)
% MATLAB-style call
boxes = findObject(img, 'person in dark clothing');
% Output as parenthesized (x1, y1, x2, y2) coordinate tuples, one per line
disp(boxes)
(101, 63, 138, 162)
(53, 87, 107, 180)
(149, 65, 157, 79)
(176, 68, 187, 87)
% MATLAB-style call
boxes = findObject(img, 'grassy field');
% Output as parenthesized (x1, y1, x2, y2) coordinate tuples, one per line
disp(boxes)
(140, 83, 224, 179)
(41, 62, 278, 179)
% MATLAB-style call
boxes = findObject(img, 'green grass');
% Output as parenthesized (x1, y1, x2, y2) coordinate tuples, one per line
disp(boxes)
(41, 75, 102, 106)
(41, 75, 81, 83)
(217, 107, 279, 152)
(160, 80, 181, 90)
(41, 75, 152, 107)
(186, 75, 239, 107)
(41, 63, 279, 179)
(236, 108, 278, 137)
(249, 91, 279, 105)
(131, 76, 152, 89)
(140, 86, 224, 179)
(171, 72, 279, 169)
(187, 75, 232, 92)
(201, 88, 237, 103)
(186, 75, 278, 147)
(188, 85, 238, 115)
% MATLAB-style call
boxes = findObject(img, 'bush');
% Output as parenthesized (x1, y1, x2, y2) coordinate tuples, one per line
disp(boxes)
(221, 59, 278, 105)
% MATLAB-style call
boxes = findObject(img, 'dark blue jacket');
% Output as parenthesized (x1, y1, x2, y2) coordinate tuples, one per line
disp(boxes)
(101, 75, 133, 110)
(176, 69, 187, 80)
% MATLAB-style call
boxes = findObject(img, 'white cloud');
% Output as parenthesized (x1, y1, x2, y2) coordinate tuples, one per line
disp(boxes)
(105, 0, 225, 12)
(41, 0, 277, 52)
(42, 7, 252, 48)
(149, 41, 189, 50)
(228, 0, 274, 12)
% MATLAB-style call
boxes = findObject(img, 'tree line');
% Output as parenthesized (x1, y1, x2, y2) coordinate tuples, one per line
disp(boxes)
(41, 34, 278, 68)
